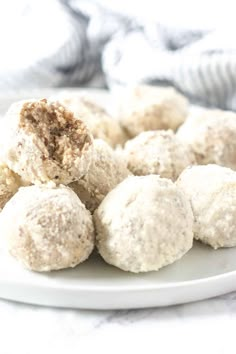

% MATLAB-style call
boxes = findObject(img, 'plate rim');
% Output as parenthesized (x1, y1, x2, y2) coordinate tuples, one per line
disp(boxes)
(2, 259, 236, 292)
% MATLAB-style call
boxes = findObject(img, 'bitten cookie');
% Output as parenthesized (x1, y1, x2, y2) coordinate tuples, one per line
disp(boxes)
(94, 175, 193, 273)
(0, 99, 93, 184)
(117, 85, 188, 138)
(0, 185, 95, 271)
(177, 164, 236, 249)
(124, 130, 195, 180)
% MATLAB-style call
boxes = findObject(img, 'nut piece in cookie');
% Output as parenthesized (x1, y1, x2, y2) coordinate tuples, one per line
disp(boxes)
(94, 175, 193, 273)
(177, 164, 236, 249)
(117, 85, 188, 138)
(124, 130, 195, 181)
(0, 185, 94, 271)
(177, 108, 236, 170)
(1, 99, 93, 184)
(69, 139, 131, 213)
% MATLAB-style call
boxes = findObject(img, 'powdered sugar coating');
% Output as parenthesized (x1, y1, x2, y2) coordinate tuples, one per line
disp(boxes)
(94, 175, 193, 273)
(0, 163, 23, 210)
(176, 164, 236, 249)
(69, 139, 131, 213)
(118, 85, 188, 138)
(0, 185, 94, 271)
(0, 99, 93, 185)
(124, 130, 195, 180)
(177, 108, 236, 169)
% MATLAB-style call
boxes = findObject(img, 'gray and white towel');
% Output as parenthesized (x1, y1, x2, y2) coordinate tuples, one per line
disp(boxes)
(0, 0, 236, 110)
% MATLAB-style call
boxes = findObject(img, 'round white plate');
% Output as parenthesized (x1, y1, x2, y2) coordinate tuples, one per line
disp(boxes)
(0, 88, 236, 310)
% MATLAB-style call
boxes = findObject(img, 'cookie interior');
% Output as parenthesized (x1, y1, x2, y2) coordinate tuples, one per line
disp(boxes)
(20, 99, 92, 170)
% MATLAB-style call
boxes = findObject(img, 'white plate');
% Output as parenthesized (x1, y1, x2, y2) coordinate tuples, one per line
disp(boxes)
(0, 88, 236, 310)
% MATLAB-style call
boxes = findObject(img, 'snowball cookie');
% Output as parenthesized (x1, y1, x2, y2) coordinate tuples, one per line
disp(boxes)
(124, 130, 195, 180)
(51, 93, 127, 147)
(177, 108, 236, 170)
(0, 185, 94, 271)
(176, 164, 236, 249)
(0, 163, 23, 210)
(0, 99, 93, 185)
(117, 85, 188, 138)
(94, 175, 193, 272)
(69, 139, 131, 213)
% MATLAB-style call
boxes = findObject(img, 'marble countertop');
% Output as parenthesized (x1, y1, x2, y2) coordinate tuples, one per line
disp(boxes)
(1, 293, 236, 354)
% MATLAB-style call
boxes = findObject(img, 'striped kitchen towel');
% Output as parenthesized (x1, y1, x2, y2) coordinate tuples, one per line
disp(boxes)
(103, 22, 236, 110)
(0, 0, 236, 110)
